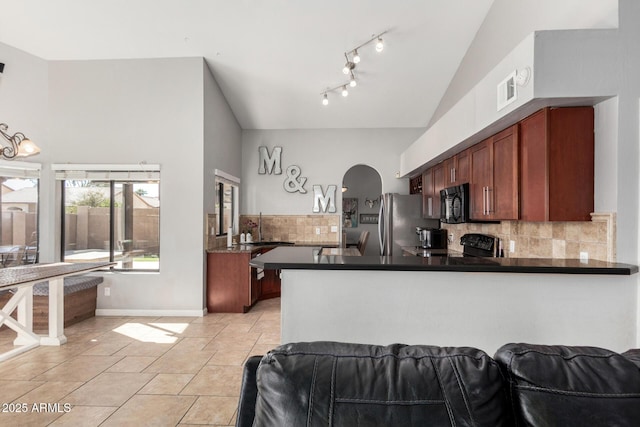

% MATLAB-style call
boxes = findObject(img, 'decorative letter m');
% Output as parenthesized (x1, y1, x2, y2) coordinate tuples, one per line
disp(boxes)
(258, 146, 282, 175)
(313, 185, 337, 213)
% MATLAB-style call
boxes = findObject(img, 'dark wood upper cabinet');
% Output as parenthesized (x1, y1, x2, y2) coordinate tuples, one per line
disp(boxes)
(520, 107, 594, 221)
(445, 149, 470, 186)
(422, 163, 446, 219)
(470, 125, 519, 221)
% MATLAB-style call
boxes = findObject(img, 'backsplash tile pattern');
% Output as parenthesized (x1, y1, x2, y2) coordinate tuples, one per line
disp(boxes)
(240, 214, 341, 244)
(444, 213, 616, 261)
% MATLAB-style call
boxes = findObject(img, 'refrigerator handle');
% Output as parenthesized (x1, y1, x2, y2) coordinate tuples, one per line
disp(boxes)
(378, 196, 386, 255)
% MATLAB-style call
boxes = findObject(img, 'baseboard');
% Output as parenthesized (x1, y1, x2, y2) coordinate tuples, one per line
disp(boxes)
(95, 308, 207, 317)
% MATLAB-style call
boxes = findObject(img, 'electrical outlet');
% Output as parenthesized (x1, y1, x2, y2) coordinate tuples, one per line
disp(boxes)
(315, 227, 321, 235)
(509, 240, 516, 253)
(104, 287, 110, 297)
(580, 251, 589, 262)
(331, 225, 338, 232)
(448, 233, 454, 244)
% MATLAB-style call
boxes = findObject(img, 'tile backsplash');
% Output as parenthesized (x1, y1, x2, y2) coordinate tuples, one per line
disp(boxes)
(444, 213, 616, 261)
(240, 214, 341, 244)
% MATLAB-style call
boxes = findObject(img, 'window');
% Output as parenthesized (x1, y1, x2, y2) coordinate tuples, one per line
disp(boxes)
(214, 170, 239, 236)
(56, 165, 160, 271)
(0, 162, 40, 267)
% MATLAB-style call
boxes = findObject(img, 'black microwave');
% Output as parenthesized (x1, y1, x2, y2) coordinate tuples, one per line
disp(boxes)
(440, 183, 469, 224)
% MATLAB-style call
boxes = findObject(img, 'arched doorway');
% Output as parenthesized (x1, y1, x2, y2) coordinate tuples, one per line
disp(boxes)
(342, 164, 382, 256)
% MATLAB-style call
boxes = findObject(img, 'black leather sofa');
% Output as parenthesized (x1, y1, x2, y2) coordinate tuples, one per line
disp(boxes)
(236, 342, 640, 426)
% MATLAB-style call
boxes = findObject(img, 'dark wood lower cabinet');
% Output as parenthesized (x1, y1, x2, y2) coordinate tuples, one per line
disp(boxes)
(259, 268, 281, 300)
(207, 248, 281, 313)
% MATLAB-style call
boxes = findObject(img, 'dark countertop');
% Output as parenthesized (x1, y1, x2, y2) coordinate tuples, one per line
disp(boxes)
(249, 246, 638, 275)
(207, 241, 339, 254)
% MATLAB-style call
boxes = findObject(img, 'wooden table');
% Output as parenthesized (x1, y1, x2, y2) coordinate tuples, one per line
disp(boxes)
(0, 262, 113, 361)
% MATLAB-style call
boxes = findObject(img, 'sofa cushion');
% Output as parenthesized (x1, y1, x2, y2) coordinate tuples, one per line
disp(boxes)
(495, 343, 640, 426)
(252, 341, 511, 426)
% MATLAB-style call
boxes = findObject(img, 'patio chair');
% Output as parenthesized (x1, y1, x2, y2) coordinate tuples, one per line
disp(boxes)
(4, 245, 26, 267)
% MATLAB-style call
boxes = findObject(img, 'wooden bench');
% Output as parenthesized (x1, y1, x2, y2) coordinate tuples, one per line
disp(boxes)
(0, 275, 103, 331)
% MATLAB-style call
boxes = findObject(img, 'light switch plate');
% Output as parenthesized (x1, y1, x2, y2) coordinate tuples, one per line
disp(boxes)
(331, 225, 338, 232)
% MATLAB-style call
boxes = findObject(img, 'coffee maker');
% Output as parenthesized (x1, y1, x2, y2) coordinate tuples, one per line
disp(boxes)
(416, 227, 447, 249)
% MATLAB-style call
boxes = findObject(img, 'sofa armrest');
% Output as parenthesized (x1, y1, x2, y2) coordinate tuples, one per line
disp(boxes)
(495, 343, 640, 426)
(236, 355, 262, 427)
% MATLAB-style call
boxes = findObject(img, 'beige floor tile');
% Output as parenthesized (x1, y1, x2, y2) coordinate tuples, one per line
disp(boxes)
(114, 341, 176, 357)
(0, 297, 282, 426)
(138, 373, 194, 395)
(174, 323, 227, 338)
(106, 356, 157, 372)
(65, 372, 155, 406)
(203, 338, 257, 352)
(80, 340, 132, 356)
(33, 355, 123, 382)
(181, 396, 237, 425)
(17, 381, 84, 403)
(180, 365, 243, 397)
(0, 379, 44, 402)
(144, 349, 214, 374)
(207, 349, 249, 366)
(0, 360, 58, 381)
(0, 407, 64, 426)
(171, 337, 215, 352)
(100, 394, 196, 427)
(48, 405, 117, 427)
(255, 331, 281, 345)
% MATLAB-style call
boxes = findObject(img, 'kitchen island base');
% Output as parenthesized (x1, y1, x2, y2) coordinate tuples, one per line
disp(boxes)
(280, 269, 637, 356)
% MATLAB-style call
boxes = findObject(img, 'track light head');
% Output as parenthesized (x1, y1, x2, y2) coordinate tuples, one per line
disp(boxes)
(352, 50, 360, 64)
(341, 85, 349, 97)
(375, 37, 384, 52)
(322, 93, 329, 106)
(342, 61, 355, 75)
(349, 74, 357, 88)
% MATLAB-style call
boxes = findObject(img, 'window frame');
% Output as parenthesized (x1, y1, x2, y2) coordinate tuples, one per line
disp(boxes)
(54, 164, 160, 273)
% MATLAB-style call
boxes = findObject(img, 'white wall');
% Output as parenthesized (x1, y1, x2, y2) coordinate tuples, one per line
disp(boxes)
(430, 0, 618, 125)
(241, 128, 424, 215)
(47, 57, 207, 315)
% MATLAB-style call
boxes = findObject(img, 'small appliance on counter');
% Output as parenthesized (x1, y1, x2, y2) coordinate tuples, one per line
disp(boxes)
(415, 227, 447, 250)
(460, 233, 503, 257)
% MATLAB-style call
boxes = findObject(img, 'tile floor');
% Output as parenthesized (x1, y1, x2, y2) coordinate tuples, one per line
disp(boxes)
(0, 297, 281, 426)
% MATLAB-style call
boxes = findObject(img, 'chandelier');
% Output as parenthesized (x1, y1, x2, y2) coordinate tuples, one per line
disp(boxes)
(0, 123, 41, 160)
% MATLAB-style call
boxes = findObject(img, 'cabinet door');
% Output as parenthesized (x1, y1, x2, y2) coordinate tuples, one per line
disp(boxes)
(445, 151, 470, 186)
(469, 139, 492, 219)
(453, 149, 470, 185)
(432, 163, 446, 219)
(520, 109, 548, 221)
(422, 169, 435, 218)
(520, 107, 594, 221)
(490, 125, 519, 220)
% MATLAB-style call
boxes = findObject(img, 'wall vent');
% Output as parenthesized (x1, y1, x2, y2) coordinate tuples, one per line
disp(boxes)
(497, 70, 517, 111)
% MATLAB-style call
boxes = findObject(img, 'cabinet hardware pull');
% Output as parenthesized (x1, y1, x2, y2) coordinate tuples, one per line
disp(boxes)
(428, 196, 433, 217)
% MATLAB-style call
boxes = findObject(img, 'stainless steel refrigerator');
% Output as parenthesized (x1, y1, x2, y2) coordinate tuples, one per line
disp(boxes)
(378, 193, 440, 255)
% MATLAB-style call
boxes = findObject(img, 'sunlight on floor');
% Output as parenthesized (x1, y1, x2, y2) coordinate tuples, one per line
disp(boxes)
(112, 322, 186, 343)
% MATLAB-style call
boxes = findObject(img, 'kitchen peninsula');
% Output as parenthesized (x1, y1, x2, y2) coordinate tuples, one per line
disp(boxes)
(251, 246, 638, 355)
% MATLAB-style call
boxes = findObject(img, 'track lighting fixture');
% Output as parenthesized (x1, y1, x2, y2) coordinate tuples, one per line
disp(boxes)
(342, 61, 355, 75)
(319, 30, 388, 106)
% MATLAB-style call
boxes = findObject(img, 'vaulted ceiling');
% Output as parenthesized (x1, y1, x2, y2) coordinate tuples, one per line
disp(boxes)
(0, 0, 495, 129)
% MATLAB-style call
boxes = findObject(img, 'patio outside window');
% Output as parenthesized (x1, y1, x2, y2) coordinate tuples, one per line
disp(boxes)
(56, 166, 160, 272)
(0, 163, 40, 268)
